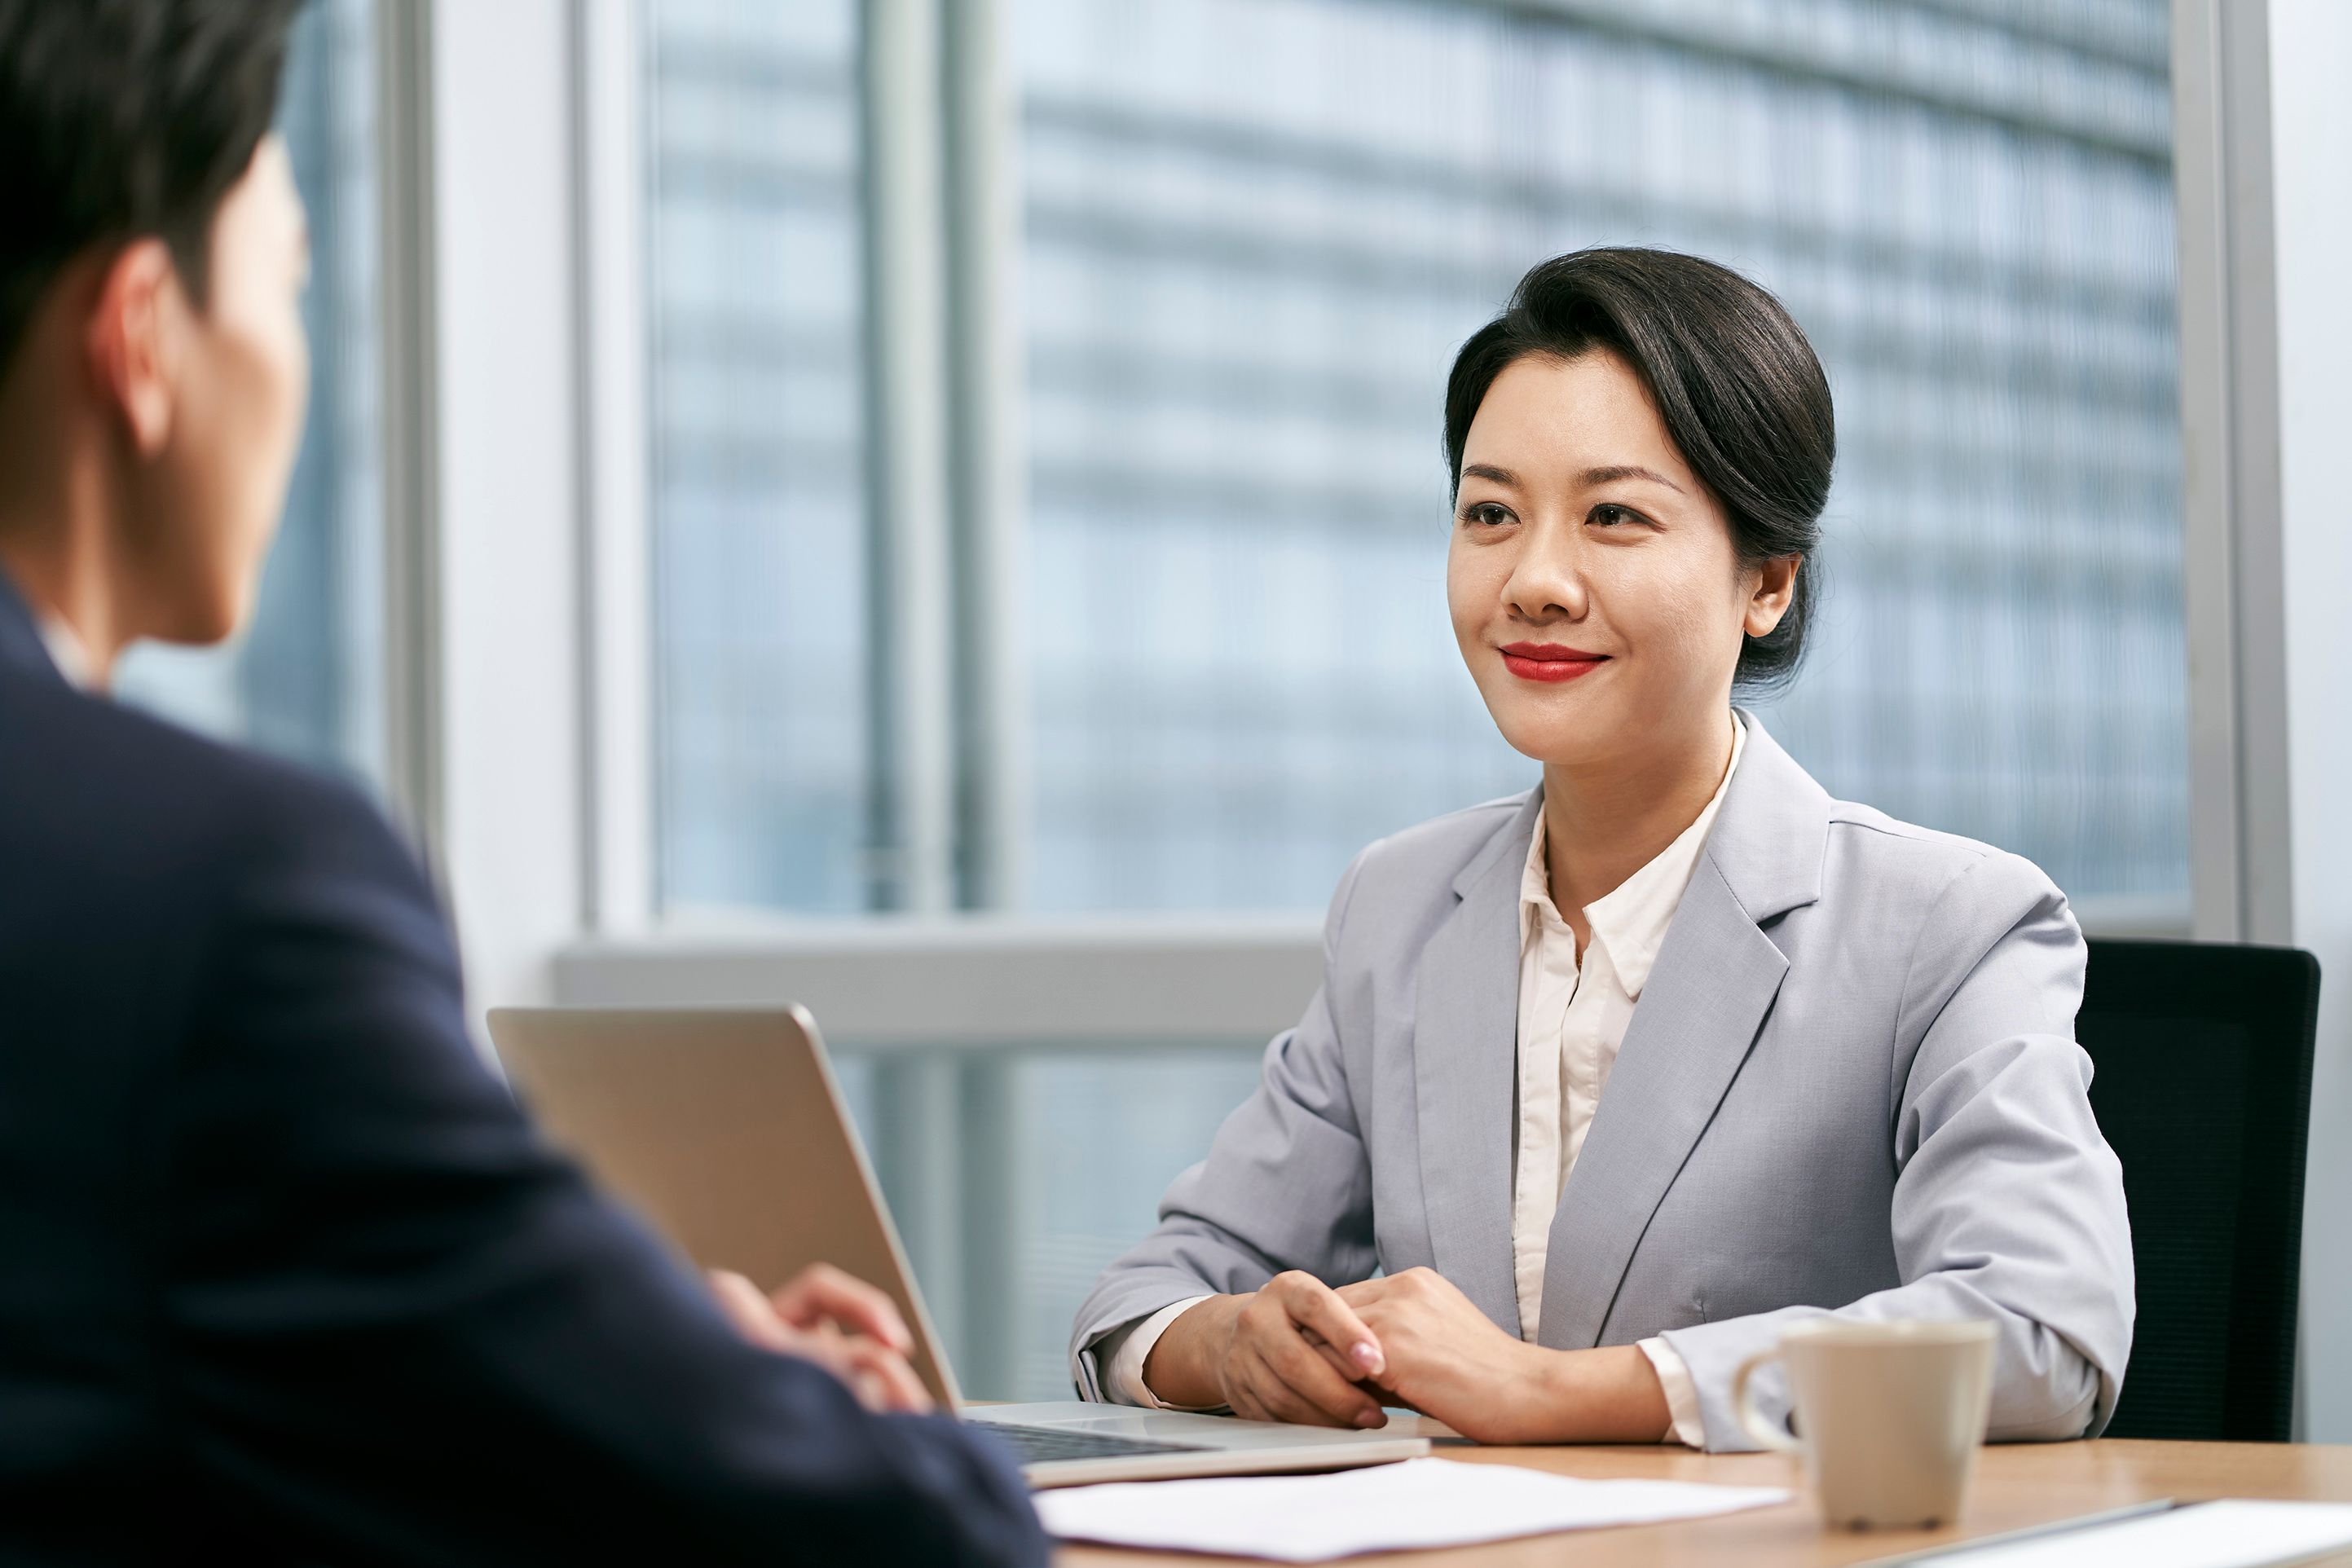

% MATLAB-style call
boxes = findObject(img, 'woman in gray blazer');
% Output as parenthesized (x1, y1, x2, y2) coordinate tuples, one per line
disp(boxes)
(1070, 248, 2134, 1453)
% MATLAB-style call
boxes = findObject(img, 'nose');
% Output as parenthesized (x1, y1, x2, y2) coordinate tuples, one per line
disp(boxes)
(1500, 513, 1588, 623)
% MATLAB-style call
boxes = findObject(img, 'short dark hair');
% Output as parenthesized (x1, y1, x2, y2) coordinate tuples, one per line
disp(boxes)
(0, 0, 303, 379)
(1444, 247, 1835, 694)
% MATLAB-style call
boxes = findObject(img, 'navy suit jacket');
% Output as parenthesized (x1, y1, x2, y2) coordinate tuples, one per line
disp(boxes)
(0, 578, 1044, 1566)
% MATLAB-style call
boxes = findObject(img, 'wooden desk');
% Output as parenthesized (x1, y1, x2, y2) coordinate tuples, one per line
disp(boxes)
(1053, 1438, 2352, 1566)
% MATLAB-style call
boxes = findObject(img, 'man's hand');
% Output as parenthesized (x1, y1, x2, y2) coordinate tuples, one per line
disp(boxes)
(1339, 1268, 1670, 1443)
(1142, 1272, 1389, 1428)
(709, 1264, 933, 1415)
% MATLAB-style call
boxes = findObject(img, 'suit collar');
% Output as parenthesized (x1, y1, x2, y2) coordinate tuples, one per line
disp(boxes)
(1525, 714, 1750, 998)
(0, 570, 65, 689)
(1451, 790, 1542, 900)
(1450, 711, 1827, 918)
(1697, 711, 1830, 927)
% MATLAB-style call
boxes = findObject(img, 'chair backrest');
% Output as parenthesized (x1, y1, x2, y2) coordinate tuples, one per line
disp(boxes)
(2077, 938, 2319, 1442)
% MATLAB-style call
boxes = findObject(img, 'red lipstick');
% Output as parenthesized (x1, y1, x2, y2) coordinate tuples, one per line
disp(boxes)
(1498, 642, 1608, 683)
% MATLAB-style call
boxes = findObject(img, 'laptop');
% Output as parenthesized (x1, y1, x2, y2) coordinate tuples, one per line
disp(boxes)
(486, 1006, 1430, 1487)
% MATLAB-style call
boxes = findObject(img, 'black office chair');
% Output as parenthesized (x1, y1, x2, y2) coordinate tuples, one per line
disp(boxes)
(2076, 938, 2320, 1442)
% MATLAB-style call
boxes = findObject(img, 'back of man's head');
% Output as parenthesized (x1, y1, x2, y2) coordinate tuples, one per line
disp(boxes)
(0, 0, 302, 379)
(0, 0, 311, 670)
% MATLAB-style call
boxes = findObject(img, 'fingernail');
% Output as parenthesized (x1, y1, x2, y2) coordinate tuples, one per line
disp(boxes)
(1354, 1408, 1385, 1429)
(1352, 1341, 1384, 1374)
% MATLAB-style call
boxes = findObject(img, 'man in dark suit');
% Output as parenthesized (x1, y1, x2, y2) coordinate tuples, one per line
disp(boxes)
(0, 2, 1045, 1562)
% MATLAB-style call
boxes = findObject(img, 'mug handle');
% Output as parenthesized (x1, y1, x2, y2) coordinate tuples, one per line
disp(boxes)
(1731, 1347, 1804, 1455)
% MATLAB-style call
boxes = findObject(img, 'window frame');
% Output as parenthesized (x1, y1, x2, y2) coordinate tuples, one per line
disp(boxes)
(564, 0, 2209, 1004)
(363, 0, 2339, 1416)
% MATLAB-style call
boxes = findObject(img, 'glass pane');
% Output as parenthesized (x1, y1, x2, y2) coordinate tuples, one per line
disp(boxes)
(1011, 0, 2187, 912)
(999, 1050, 1268, 1399)
(836, 1046, 1268, 1403)
(644, 0, 873, 914)
(114, 0, 384, 791)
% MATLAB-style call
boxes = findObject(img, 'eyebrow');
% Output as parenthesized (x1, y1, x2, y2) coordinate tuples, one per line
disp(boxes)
(1579, 464, 1685, 494)
(1457, 461, 1686, 495)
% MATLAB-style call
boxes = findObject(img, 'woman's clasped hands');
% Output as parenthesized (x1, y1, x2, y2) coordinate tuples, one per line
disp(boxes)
(1146, 1267, 1672, 1444)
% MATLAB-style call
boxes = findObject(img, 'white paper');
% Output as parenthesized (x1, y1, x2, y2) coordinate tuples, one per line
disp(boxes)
(1918, 1500, 2352, 1568)
(1033, 1456, 1790, 1562)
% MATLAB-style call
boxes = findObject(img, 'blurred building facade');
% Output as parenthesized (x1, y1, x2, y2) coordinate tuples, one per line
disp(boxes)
(638, 0, 2186, 1398)
(644, 0, 2185, 924)
(134, 0, 2188, 1402)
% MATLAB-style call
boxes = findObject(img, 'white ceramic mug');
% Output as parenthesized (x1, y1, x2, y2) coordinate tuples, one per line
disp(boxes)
(1731, 1319, 1997, 1530)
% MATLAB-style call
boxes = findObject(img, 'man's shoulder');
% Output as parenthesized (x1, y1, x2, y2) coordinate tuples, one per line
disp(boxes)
(0, 667, 423, 907)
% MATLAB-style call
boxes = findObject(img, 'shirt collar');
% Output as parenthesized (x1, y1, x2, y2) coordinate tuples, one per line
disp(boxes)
(34, 613, 96, 691)
(1519, 712, 1750, 996)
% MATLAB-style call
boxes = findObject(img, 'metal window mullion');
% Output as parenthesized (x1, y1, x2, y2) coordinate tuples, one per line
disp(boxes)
(377, 0, 445, 865)
(945, 0, 1030, 916)
(860, 0, 958, 919)
(955, 1052, 1019, 1400)
(868, 1050, 970, 1381)
(2169, 0, 2284, 945)
(2210, 0, 2290, 947)
(570, 0, 655, 935)
(937, 0, 1030, 1401)
(858, 0, 966, 1377)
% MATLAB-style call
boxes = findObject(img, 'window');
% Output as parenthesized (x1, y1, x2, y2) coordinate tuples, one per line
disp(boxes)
(646, 0, 2186, 923)
(643, 0, 873, 914)
(1014, 0, 2185, 912)
(630, 0, 2187, 1399)
(115, 0, 385, 791)
(827, 1046, 1268, 1398)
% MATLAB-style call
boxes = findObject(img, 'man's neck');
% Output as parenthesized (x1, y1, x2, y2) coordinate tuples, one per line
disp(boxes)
(0, 442, 135, 690)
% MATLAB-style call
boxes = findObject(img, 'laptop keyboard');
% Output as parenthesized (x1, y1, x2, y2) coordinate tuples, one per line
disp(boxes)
(984, 1424, 1212, 1465)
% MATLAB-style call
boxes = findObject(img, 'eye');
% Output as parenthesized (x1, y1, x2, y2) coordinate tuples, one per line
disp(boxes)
(1459, 500, 1517, 529)
(1588, 502, 1648, 528)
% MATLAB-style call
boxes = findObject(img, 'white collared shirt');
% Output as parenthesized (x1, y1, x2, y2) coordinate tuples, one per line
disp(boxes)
(1106, 717, 1745, 1448)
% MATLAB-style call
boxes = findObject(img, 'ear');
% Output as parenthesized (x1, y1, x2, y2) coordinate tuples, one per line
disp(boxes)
(1744, 554, 1800, 639)
(82, 240, 182, 458)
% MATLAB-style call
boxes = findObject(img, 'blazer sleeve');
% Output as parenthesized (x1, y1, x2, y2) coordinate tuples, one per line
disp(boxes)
(164, 773, 1046, 1568)
(1068, 848, 1381, 1399)
(1657, 851, 2134, 1452)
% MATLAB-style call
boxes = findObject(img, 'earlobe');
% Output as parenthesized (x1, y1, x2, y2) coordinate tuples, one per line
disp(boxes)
(84, 240, 178, 457)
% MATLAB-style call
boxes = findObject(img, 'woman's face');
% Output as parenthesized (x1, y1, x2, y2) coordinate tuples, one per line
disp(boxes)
(1447, 350, 1790, 769)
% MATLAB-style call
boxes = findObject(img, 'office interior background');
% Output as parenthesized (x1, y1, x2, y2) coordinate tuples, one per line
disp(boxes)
(119, 0, 2352, 1429)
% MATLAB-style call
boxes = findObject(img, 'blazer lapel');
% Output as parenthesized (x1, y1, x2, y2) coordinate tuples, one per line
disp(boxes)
(1412, 792, 1538, 1334)
(1535, 716, 1830, 1348)
(1534, 865, 1786, 1346)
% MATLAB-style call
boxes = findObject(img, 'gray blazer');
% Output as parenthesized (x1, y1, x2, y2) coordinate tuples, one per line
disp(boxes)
(1070, 716, 2133, 1451)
